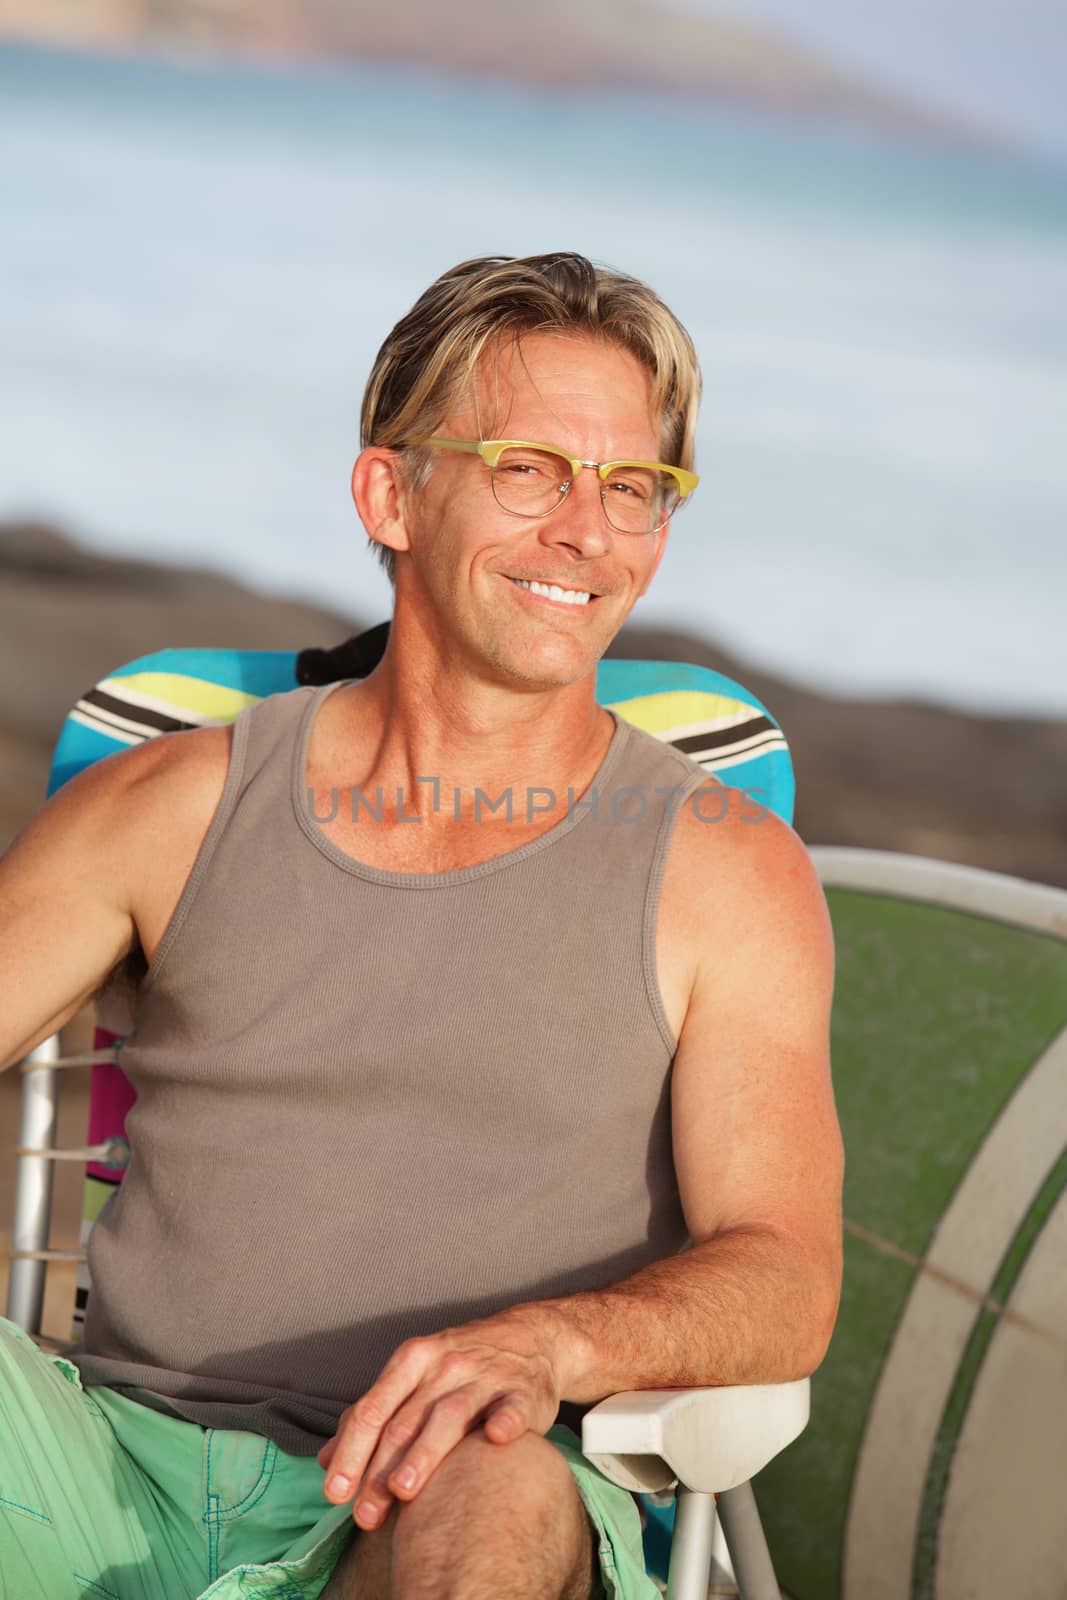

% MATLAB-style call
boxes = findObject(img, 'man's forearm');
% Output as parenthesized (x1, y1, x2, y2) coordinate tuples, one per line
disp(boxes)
(506, 1224, 841, 1404)
(319, 1224, 840, 1528)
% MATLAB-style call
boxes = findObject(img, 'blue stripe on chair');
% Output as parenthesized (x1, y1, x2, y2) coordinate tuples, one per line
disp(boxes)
(105, 648, 300, 697)
(596, 658, 767, 707)
(48, 722, 141, 798)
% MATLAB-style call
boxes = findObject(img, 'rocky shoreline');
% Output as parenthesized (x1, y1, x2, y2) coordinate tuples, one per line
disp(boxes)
(3, 521, 1064, 889)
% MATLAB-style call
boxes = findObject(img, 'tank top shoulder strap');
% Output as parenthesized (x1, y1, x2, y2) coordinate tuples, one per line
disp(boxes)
(236, 683, 323, 798)
(135, 686, 319, 993)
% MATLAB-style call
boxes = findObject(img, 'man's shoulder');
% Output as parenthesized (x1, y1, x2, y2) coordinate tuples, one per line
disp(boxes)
(665, 768, 825, 934)
(112, 718, 233, 793)
(55, 721, 236, 853)
(0, 722, 237, 987)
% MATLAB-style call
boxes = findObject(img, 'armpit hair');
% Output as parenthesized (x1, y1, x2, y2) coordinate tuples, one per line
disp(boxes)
(99, 945, 148, 1000)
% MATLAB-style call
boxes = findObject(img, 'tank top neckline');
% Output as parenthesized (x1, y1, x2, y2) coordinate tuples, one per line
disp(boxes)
(289, 678, 632, 889)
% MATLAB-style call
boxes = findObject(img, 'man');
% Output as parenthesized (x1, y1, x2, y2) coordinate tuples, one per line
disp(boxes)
(0, 253, 843, 1600)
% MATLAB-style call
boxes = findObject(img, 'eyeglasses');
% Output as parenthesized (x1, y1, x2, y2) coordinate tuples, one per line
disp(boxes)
(420, 438, 699, 536)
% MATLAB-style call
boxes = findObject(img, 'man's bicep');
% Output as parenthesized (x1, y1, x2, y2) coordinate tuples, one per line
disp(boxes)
(669, 816, 842, 1252)
(0, 724, 233, 1072)
(0, 748, 151, 1071)
(0, 775, 138, 1070)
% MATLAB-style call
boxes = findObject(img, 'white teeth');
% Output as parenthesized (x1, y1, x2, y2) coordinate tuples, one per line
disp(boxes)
(513, 579, 592, 606)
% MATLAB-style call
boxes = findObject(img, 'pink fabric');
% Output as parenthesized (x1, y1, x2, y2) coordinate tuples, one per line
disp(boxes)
(86, 1027, 136, 1181)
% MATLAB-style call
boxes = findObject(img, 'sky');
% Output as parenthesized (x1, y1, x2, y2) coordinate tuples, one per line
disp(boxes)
(680, 0, 1067, 162)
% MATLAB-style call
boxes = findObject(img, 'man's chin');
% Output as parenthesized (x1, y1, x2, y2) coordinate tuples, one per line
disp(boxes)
(482, 633, 604, 693)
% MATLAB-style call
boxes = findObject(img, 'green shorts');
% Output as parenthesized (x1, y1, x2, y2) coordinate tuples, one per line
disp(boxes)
(0, 1316, 659, 1599)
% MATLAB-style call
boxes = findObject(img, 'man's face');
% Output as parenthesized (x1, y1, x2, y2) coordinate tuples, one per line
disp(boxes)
(395, 332, 672, 690)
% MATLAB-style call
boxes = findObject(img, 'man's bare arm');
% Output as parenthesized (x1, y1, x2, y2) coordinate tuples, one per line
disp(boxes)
(0, 728, 230, 1072)
(319, 794, 843, 1530)
(527, 798, 843, 1394)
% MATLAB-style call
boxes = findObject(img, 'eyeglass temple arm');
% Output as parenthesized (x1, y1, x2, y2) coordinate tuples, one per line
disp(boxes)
(422, 437, 482, 455)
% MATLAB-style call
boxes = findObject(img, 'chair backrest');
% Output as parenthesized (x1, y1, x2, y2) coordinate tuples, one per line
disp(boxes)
(45, 637, 794, 1340)
(51, 646, 795, 811)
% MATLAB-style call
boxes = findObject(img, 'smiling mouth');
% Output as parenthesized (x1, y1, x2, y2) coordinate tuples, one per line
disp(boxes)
(507, 577, 598, 607)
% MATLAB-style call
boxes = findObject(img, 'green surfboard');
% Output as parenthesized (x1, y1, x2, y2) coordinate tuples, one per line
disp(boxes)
(757, 849, 1067, 1600)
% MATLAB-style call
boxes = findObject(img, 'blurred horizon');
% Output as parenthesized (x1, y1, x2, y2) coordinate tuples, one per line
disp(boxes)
(1, 20, 1065, 717)
(3, 0, 1057, 160)
(680, 0, 1067, 165)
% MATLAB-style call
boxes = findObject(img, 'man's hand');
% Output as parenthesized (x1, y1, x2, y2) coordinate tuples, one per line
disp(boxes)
(317, 1308, 567, 1529)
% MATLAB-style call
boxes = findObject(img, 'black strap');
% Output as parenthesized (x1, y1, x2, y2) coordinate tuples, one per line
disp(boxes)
(295, 621, 391, 686)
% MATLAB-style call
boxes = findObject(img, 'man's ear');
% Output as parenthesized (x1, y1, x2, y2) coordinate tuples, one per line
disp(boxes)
(351, 448, 412, 562)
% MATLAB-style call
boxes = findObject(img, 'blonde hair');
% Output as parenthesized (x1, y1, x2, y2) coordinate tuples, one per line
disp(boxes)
(360, 253, 702, 582)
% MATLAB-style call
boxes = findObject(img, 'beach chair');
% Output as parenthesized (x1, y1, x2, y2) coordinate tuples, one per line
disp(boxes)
(7, 636, 803, 1600)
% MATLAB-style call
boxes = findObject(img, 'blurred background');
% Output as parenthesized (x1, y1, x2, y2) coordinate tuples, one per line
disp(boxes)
(1, 0, 1066, 881)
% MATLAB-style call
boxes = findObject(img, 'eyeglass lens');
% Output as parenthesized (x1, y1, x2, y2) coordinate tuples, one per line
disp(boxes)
(489, 447, 680, 534)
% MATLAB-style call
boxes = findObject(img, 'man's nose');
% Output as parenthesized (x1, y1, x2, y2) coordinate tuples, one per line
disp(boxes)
(541, 468, 612, 558)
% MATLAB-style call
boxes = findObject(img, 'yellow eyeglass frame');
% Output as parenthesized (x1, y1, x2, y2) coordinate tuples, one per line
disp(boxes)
(421, 437, 699, 533)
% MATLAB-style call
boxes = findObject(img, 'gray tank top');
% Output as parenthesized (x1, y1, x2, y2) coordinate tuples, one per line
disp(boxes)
(70, 682, 709, 1453)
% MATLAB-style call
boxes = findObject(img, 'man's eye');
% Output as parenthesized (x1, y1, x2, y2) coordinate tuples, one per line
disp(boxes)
(607, 477, 649, 500)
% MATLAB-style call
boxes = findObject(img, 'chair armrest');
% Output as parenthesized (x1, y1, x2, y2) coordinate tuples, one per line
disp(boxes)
(580, 1380, 810, 1494)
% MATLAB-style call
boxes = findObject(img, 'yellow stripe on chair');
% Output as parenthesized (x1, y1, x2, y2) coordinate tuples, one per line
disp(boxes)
(98, 673, 263, 724)
(81, 1174, 118, 1227)
(604, 689, 756, 740)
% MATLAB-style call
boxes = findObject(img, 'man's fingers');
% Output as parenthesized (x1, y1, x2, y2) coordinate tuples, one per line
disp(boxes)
(320, 1329, 559, 1520)
(352, 1384, 489, 1529)
(322, 1341, 432, 1502)
(482, 1395, 527, 1441)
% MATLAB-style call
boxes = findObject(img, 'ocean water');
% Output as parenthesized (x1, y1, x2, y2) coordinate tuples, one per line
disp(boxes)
(1, 42, 1065, 714)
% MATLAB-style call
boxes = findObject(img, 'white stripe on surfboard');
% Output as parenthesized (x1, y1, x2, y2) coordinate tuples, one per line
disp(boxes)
(937, 1187, 1067, 1596)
